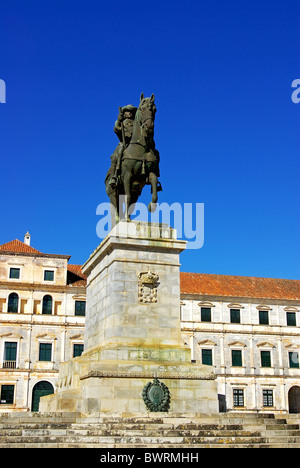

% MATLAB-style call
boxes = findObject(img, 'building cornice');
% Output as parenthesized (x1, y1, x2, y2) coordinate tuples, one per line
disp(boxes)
(0, 281, 85, 293)
(180, 293, 300, 306)
(0, 250, 71, 260)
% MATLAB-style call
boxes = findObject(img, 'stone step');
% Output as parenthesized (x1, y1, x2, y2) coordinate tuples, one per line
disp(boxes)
(1, 411, 300, 448)
(0, 435, 268, 445)
(265, 424, 300, 430)
(2, 442, 300, 449)
(66, 428, 262, 437)
(77, 414, 276, 422)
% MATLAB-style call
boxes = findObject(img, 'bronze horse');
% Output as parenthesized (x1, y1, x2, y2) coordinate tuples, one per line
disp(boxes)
(105, 93, 161, 224)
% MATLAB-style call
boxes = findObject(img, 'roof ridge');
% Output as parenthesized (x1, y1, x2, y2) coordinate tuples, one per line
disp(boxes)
(180, 272, 300, 300)
(180, 272, 300, 282)
(0, 239, 41, 254)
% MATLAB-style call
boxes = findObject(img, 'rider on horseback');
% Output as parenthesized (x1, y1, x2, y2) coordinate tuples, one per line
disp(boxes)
(109, 105, 137, 188)
(106, 94, 162, 223)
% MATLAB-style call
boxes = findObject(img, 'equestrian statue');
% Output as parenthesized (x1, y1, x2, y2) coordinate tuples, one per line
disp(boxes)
(105, 93, 162, 224)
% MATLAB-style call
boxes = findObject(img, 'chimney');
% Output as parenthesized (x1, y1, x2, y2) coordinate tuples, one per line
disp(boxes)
(24, 232, 31, 246)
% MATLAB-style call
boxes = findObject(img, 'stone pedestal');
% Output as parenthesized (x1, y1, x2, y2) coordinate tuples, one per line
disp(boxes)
(41, 222, 218, 415)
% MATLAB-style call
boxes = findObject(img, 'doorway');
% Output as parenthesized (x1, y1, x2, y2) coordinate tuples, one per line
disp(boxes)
(31, 381, 54, 412)
(288, 386, 300, 413)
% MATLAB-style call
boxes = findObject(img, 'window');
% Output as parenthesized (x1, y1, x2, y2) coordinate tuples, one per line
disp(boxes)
(42, 295, 53, 315)
(259, 310, 269, 325)
(44, 270, 54, 281)
(73, 344, 84, 358)
(201, 307, 211, 322)
(3, 342, 17, 368)
(233, 389, 244, 407)
(7, 293, 19, 313)
(231, 350, 243, 367)
(289, 352, 299, 369)
(75, 301, 86, 316)
(9, 268, 20, 279)
(261, 350, 272, 368)
(230, 309, 240, 324)
(202, 349, 213, 366)
(39, 343, 52, 362)
(0, 385, 14, 405)
(287, 312, 297, 327)
(263, 389, 274, 407)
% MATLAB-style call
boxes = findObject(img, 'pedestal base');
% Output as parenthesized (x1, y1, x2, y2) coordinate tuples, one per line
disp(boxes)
(41, 222, 219, 415)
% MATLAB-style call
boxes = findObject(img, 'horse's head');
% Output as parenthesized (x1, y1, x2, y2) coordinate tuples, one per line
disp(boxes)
(136, 92, 157, 137)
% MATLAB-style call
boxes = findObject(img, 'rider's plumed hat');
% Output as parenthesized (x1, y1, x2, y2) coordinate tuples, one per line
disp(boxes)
(121, 105, 137, 116)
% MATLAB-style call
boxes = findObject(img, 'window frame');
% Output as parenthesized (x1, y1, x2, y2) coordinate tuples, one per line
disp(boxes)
(201, 307, 212, 323)
(7, 292, 19, 314)
(4, 341, 17, 362)
(44, 270, 55, 282)
(289, 351, 300, 369)
(262, 389, 274, 407)
(259, 310, 269, 325)
(0, 384, 15, 405)
(233, 388, 244, 407)
(73, 343, 84, 358)
(9, 268, 20, 280)
(231, 349, 243, 367)
(201, 348, 213, 366)
(42, 295, 53, 315)
(75, 300, 86, 317)
(230, 308, 241, 324)
(38, 343, 53, 362)
(287, 312, 297, 327)
(260, 350, 272, 368)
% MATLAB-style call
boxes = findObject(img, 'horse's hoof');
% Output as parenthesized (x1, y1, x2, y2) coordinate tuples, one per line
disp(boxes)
(148, 202, 157, 213)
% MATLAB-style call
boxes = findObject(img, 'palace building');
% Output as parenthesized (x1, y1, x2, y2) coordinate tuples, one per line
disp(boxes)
(180, 273, 300, 414)
(0, 234, 299, 414)
(0, 234, 86, 412)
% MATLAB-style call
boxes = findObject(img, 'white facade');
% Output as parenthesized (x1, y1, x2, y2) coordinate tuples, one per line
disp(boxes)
(0, 238, 86, 412)
(181, 296, 300, 413)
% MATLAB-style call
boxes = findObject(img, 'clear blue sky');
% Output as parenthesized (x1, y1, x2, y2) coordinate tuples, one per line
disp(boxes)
(0, 0, 299, 279)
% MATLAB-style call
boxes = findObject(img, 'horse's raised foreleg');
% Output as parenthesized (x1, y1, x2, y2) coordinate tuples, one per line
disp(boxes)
(148, 172, 158, 213)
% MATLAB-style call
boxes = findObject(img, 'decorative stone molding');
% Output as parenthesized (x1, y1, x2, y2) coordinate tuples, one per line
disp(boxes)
(36, 333, 57, 341)
(284, 306, 299, 312)
(69, 334, 84, 341)
(227, 303, 244, 309)
(198, 339, 217, 347)
(0, 332, 24, 340)
(256, 305, 272, 311)
(198, 301, 215, 307)
(228, 341, 247, 348)
(79, 370, 216, 381)
(257, 341, 275, 348)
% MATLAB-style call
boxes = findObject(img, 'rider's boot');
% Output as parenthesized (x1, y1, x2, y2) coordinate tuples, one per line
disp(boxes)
(109, 164, 118, 188)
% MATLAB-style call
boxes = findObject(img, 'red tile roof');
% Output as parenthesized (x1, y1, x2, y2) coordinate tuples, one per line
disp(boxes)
(0, 239, 71, 259)
(180, 272, 300, 301)
(67, 264, 87, 287)
(0, 239, 41, 254)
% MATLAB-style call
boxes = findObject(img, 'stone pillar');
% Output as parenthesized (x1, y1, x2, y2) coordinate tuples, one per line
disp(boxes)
(82, 221, 186, 357)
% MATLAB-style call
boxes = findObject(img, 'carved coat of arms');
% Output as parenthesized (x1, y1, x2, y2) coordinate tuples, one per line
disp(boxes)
(138, 268, 159, 304)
